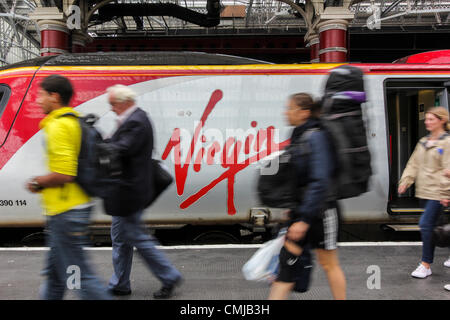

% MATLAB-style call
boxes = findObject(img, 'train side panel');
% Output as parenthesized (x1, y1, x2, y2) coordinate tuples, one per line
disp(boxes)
(0, 66, 392, 226)
(5, 64, 449, 226)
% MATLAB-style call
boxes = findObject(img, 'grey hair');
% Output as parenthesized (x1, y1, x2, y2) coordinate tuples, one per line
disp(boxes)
(107, 84, 136, 103)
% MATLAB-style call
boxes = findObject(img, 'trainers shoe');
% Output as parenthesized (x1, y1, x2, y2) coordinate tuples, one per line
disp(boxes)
(411, 264, 432, 278)
(108, 288, 132, 296)
(153, 277, 183, 299)
(444, 257, 450, 268)
(445, 284, 450, 291)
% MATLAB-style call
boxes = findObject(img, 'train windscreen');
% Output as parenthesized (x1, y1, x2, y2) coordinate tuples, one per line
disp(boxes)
(0, 85, 11, 119)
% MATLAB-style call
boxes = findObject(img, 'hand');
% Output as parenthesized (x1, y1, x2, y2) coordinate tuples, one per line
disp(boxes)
(281, 209, 291, 221)
(398, 185, 408, 194)
(440, 199, 450, 207)
(444, 169, 450, 179)
(26, 181, 38, 193)
(26, 178, 43, 193)
(287, 221, 309, 242)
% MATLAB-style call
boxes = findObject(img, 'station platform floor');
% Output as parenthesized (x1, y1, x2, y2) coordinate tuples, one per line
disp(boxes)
(0, 243, 449, 300)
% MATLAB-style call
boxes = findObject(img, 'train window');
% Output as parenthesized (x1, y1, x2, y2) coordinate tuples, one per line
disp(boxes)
(385, 79, 449, 213)
(0, 84, 11, 119)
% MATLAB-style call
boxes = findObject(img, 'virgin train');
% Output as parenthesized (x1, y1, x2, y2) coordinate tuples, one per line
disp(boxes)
(0, 50, 449, 239)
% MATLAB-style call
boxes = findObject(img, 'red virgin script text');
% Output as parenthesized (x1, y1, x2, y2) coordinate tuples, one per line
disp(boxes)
(162, 89, 290, 215)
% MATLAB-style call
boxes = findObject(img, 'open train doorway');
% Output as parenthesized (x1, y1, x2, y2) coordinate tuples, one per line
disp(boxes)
(385, 79, 449, 217)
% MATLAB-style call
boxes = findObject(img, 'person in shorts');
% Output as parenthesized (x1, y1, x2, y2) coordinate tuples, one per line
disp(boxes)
(269, 93, 346, 300)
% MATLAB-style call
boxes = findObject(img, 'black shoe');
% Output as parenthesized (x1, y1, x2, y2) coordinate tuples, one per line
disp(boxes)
(153, 277, 183, 299)
(108, 288, 132, 296)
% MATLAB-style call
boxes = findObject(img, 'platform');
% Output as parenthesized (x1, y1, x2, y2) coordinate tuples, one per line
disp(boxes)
(0, 243, 449, 300)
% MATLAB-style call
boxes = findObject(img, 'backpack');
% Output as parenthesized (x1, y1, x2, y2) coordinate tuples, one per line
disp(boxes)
(256, 129, 316, 209)
(320, 65, 372, 199)
(61, 112, 122, 199)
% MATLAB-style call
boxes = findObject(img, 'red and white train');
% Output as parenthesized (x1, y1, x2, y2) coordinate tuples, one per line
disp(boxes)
(0, 50, 449, 238)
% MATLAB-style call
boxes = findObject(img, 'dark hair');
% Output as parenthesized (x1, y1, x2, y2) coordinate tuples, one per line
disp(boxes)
(289, 92, 321, 119)
(40, 75, 73, 106)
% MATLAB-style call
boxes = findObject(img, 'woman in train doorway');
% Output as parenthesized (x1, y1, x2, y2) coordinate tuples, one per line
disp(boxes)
(268, 93, 347, 300)
(398, 107, 450, 279)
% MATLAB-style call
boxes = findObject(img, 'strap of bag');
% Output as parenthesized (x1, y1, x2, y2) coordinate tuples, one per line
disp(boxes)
(290, 128, 319, 157)
(59, 112, 77, 118)
(322, 110, 362, 121)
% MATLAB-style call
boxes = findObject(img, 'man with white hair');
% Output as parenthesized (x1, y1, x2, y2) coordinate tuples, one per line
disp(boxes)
(104, 84, 183, 299)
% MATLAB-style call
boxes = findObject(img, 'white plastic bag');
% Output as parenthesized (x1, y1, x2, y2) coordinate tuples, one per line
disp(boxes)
(242, 229, 286, 283)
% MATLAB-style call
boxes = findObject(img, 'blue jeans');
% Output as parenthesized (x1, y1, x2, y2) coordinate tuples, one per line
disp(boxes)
(108, 210, 182, 292)
(419, 200, 443, 264)
(40, 207, 112, 300)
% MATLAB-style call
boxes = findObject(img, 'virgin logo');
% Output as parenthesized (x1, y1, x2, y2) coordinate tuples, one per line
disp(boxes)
(162, 89, 290, 215)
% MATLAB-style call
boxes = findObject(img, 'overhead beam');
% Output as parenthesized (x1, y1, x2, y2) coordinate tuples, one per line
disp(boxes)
(93, 1, 221, 28)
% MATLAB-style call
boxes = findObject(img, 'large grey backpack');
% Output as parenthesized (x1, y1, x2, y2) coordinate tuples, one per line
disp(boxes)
(320, 65, 372, 199)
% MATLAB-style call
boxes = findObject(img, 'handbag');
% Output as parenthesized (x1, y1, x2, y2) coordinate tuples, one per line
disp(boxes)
(145, 159, 173, 207)
(256, 130, 315, 209)
(433, 223, 450, 247)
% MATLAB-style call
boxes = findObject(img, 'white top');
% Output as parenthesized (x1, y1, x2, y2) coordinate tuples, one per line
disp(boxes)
(117, 105, 138, 127)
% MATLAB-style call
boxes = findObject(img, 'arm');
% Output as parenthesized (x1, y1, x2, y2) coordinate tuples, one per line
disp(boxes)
(26, 119, 78, 193)
(398, 142, 421, 193)
(440, 139, 450, 206)
(27, 173, 74, 193)
(288, 131, 333, 241)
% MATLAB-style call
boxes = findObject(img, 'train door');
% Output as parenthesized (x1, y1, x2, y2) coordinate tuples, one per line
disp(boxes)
(385, 79, 449, 216)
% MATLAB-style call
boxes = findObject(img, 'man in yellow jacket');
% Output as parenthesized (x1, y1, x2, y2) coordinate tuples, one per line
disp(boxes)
(26, 75, 110, 300)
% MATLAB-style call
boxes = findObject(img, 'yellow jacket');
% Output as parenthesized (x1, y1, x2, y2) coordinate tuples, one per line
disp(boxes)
(399, 133, 450, 201)
(39, 107, 91, 215)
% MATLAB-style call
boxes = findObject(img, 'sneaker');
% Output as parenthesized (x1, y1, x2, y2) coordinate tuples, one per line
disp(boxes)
(444, 257, 450, 268)
(411, 264, 432, 278)
(108, 288, 132, 296)
(153, 277, 183, 299)
(445, 284, 450, 291)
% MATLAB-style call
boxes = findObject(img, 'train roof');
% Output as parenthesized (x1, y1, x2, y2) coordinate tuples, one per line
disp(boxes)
(2, 51, 450, 75)
(0, 52, 271, 71)
(393, 50, 450, 64)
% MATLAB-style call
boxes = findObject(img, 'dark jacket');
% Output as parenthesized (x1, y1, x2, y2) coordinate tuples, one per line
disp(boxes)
(289, 118, 336, 225)
(103, 108, 154, 216)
